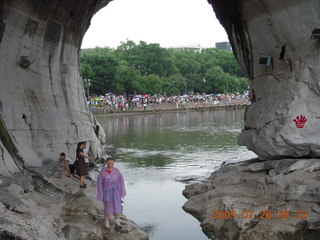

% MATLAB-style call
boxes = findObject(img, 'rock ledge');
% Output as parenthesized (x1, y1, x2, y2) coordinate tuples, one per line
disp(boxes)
(183, 158, 320, 240)
(0, 161, 148, 240)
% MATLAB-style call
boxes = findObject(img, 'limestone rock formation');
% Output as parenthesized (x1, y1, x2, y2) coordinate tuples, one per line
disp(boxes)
(0, 1, 149, 239)
(0, 160, 149, 240)
(183, 158, 320, 240)
(2, 0, 320, 239)
(209, 0, 320, 159)
(0, 0, 109, 175)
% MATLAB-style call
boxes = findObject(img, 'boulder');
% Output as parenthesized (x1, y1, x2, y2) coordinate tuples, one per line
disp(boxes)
(183, 158, 320, 239)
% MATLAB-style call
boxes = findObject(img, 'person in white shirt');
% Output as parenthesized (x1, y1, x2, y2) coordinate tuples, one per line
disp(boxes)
(58, 152, 78, 178)
(83, 143, 92, 180)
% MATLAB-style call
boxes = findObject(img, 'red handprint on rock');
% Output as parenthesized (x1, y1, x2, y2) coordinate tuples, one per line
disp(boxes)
(293, 115, 307, 128)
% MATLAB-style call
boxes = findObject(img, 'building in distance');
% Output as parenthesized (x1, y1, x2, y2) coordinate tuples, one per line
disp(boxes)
(215, 42, 232, 51)
(168, 44, 201, 53)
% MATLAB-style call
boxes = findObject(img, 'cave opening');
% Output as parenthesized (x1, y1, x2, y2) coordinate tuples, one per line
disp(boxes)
(81, 0, 228, 49)
(78, 0, 248, 99)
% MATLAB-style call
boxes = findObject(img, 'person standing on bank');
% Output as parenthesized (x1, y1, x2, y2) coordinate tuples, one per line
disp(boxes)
(76, 141, 94, 188)
(96, 157, 126, 229)
(83, 142, 92, 180)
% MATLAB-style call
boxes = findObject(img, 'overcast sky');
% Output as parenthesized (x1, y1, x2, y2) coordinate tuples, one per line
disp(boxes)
(81, 0, 229, 49)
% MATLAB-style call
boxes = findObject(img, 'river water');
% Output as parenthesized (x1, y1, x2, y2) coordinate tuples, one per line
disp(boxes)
(95, 109, 257, 240)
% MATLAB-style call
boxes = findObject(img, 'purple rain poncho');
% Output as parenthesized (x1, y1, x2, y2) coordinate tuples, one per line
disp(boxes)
(96, 167, 126, 215)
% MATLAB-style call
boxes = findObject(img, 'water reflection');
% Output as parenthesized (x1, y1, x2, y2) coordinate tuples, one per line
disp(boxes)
(97, 110, 251, 169)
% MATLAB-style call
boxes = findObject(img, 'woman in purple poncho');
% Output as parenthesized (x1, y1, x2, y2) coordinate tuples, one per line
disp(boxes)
(96, 157, 126, 229)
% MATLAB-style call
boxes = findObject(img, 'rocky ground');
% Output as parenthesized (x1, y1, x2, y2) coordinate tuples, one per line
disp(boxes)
(0, 160, 148, 240)
(183, 158, 320, 240)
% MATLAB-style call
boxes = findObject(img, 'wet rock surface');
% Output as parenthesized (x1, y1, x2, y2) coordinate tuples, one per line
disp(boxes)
(183, 158, 320, 240)
(0, 160, 149, 240)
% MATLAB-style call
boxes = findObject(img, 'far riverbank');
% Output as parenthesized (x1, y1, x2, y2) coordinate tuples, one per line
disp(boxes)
(90, 98, 250, 116)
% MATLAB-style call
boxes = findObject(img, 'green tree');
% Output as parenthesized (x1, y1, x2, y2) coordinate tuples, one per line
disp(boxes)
(139, 74, 163, 94)
(162, 78, 180, 96)
(116, 40, 178, 77)
(167, 74, 187, 95)
(114, 64, 141, 95)
(80, 41, 249, 96)
(205, 66, 227, 93)
(80, 62, 94, 80)
(80, 54, 118, 95)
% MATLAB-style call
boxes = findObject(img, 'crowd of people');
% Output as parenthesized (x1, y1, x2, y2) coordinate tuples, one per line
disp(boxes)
(88, 92, 249, 111)
(57, 142, 125, 230)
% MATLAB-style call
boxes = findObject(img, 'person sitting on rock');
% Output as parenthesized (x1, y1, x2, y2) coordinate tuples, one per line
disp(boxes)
(58, 152, 78, 178)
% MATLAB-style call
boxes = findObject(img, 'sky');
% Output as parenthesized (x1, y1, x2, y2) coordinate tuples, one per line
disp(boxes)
(81, 0, 229, 49)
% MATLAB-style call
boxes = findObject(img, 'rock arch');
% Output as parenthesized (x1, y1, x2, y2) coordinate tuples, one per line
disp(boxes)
(0, 0, 319, 176)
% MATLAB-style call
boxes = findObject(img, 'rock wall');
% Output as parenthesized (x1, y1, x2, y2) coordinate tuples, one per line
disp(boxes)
(183, 158, 320, 240)
(209, 0, 320, 159)
(0, 0, 108, 175)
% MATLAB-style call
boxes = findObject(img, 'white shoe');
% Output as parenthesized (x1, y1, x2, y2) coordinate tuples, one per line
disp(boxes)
(115, 219, 121, 226)
(104, 220, 110, 229)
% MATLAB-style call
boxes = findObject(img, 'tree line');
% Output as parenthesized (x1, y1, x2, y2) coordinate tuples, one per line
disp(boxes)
(80, 40, 248, 96)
